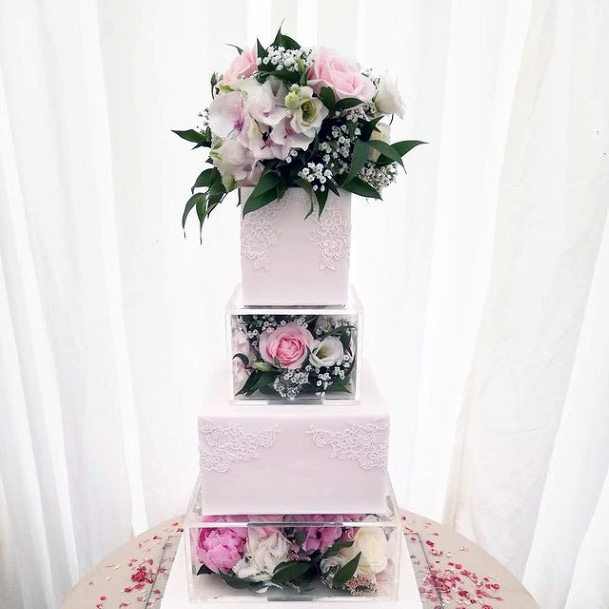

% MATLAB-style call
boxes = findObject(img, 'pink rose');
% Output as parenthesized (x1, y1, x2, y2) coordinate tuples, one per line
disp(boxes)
(194, 516, 247, 574)
(308, 48, 376, 102)
(220, 48, 257, 84)
(259, 322, 313, 369)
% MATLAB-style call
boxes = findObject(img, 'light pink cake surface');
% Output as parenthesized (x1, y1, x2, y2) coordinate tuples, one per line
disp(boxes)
(240, 188, 351, 306)
(198, 368, 389, 515)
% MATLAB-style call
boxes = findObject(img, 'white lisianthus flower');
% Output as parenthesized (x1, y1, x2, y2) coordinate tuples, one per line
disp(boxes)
(309, 336, 344, 368)
(233, 528, 291, 583)
(374, 73, 406, 118)
(368, 123, 391, 162)
(339, 521, 389, 576)
(284, 84, 329, 139)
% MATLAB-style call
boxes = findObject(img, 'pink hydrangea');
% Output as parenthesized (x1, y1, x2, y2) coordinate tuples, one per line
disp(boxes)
(259, 322, 314, 369)
(195, 516, 247, 574)
(291, 514, 359, 554)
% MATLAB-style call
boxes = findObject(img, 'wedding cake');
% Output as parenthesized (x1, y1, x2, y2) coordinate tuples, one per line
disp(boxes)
(169, 27, 424, 606)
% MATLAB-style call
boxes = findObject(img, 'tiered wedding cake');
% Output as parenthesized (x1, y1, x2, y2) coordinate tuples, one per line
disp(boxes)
(167, 28, 424, 607)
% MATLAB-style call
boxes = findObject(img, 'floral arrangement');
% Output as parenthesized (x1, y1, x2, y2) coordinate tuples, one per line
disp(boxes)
(192, 514, 394, 596)
(174, 28, 424, 236)
(231, 314, 356, 400)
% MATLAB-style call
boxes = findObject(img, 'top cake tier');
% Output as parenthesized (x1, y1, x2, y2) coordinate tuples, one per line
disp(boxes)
(240, 187, 351, 307)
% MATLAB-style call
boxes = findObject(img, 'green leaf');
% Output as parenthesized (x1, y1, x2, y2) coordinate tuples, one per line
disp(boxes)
(345, 139, 370, 183)
(172, 129, 207, 144)
(220, 573, 254, 589)
(197, 564, 213, 575)
(360, 116, 384, 140)
(191, 168, 216, 193)
(272, 561, 314, 584)
(334, 97, 363, 112)
(318, 86, 336, 111)
(368, 140, 405, 168)
(320, 540, 354, 560)
(226, 43, 244, 54)
(332, 552, 361, 589)
(326, 179, 340, 196)
(242, 171, 282, 215)
(236, 369, 261, 396)
(256, 38, 267, 60)
(376, 140, 426, 165)
(252, 360, 273, 372)
(182, 193, 205, 230)
(342, 177, 382, 200)
(294, 531, 307, 547)
(242, 187, 279, 216)
(233, 353, 249, 367)
(315, 187, 329, 216)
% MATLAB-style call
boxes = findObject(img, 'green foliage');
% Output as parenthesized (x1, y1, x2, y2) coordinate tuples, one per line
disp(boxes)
(332, 552, 361, 589)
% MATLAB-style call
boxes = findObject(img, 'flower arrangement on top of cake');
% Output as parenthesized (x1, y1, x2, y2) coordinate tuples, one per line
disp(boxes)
(174, 27, 424, 235)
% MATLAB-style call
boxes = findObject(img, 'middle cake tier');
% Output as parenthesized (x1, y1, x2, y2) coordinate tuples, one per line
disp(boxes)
(198, 367, 389, 515)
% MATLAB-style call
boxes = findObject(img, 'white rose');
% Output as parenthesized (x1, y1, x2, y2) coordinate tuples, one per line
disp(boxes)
(339, 523, 389, 576)
(374, 73, 405, 118)
(284, 84, 329, 139)
(368, 123, 391, 162)
(309, 336, 344, 368)
(233, 528, 291, 583)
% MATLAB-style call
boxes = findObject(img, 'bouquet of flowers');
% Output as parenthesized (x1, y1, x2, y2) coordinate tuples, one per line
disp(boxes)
(192, 514, 394, 596)
(231, 314, 357, 401)
(174, 28, 424, 235)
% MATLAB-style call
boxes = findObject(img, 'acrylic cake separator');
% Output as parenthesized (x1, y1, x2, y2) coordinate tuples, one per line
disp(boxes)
(226, 284, 363, 403)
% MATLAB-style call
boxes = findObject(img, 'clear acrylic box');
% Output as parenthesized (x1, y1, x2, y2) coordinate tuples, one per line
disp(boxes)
(184, 476, 401, 603)
(226, 285, 363, 403)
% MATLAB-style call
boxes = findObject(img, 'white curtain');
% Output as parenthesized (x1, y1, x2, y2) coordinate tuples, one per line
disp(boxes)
(1, 1, 608, 608)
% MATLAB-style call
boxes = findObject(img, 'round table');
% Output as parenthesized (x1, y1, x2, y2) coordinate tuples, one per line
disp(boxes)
(61, 512, 539, 609)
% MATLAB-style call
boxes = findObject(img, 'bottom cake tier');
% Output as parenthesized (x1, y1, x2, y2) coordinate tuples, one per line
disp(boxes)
(179, 476, 408, 604)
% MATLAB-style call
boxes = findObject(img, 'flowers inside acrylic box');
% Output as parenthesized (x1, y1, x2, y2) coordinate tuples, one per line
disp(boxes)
(184, 477, 402, 603)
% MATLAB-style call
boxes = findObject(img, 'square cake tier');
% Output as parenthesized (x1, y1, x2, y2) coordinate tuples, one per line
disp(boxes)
(198, 367, 389, 515)
(240, 187, 351, 307)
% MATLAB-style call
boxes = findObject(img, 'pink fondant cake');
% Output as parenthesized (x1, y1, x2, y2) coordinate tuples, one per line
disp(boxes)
(198, 368, 389, 515)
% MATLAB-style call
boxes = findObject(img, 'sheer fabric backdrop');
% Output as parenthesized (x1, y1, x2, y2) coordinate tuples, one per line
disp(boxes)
(0, 1, 608, 608)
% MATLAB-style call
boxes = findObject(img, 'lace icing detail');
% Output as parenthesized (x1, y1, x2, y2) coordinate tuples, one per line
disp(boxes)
(241, 197, 286, 271)
(310, 202, 351, 271)
(199, 422, 279, 473)
(306, 420, 388, 470)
